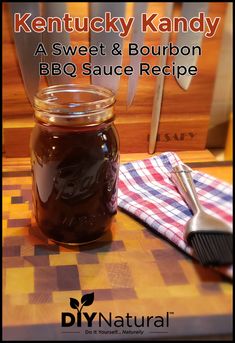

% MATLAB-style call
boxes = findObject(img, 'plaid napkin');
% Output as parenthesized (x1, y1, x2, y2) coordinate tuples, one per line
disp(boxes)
(118, 152, 233, 279)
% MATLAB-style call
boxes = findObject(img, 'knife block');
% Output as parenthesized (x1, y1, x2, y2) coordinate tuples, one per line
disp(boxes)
(3, 2, 228, 157)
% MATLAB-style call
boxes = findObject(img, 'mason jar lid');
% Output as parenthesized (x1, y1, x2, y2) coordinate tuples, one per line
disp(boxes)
(34, 84, 116, 127)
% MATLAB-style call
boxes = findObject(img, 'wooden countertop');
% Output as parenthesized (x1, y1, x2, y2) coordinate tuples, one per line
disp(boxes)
(2, 151, 233, 341)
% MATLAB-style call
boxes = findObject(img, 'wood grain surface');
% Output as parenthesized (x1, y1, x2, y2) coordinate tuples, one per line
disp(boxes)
(2, 2, 227, 156)
(2, 152, 232, 340)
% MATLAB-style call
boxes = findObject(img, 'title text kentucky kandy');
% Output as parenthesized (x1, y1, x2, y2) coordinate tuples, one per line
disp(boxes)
(14, 12, 220, 38)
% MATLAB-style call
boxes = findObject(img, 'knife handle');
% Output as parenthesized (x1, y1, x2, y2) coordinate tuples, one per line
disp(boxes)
(148, 3, 174, 154)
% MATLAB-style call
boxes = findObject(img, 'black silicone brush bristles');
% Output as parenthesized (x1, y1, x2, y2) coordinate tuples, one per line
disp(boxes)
(189, 232, 233, 266)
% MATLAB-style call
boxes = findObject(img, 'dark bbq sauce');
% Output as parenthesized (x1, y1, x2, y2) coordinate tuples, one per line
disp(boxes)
(30, 122, 119, 244)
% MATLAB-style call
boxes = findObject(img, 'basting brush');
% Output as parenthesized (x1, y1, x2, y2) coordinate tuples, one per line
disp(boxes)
(171, 164, 233, 266)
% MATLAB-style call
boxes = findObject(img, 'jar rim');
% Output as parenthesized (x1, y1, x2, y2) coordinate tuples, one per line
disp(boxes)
(34, 84, 116, 126)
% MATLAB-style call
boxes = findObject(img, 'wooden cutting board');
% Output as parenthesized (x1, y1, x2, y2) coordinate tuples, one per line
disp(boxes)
(2, 154, 232, 340)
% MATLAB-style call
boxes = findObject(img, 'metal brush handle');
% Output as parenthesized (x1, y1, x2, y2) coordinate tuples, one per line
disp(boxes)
(171, 164, 203, 214)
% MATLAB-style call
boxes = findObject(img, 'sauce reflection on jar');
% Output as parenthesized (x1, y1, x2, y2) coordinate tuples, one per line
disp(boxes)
(30, 85, 119, 245)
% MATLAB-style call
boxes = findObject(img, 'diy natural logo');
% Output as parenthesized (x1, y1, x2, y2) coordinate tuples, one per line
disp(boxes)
(61, 292, 174, 330)
(62, 293, 95, 327)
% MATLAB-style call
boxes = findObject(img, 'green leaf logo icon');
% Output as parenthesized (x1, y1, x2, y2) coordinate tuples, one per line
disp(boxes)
(81, 292, 94, 307)
(69, 293, 94, 313)
(70, 297, 79, 311)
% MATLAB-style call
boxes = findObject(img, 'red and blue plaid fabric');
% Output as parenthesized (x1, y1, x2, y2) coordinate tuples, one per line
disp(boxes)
(118, 152, 233, 279)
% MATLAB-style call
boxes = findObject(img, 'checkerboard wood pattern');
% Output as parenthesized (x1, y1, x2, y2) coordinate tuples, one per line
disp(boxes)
(2, 157, 232, 340)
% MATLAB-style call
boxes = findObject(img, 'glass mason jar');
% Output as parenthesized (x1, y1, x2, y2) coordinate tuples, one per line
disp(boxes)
(30, 84, 119, 245)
